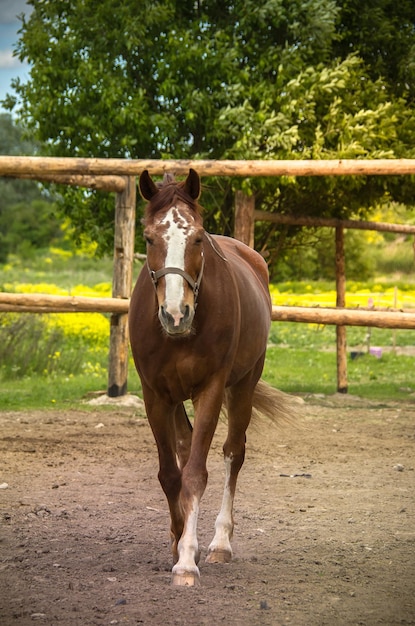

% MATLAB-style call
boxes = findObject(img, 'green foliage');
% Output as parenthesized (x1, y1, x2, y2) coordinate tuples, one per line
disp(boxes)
(0, 374, 108, 410)
(263, 345, 415, 399)
(3, 0, 415, 262)
(0, 199, 64, 261)
(374, 238, 415, 276)
(268, 321, 415, 351)
(269, 198, 415, 281)
(0, 114, 63, 262)
(0, 112, 39, 155)
(0, 313, 85, 379)
(333, 0, 415, 100)
(0, 360, 143, 411)
(270, 227, 378, 281)
(0, 248, 114, 291)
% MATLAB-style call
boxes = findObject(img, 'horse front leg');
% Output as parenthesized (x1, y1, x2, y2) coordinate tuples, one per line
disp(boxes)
(141, 388, 185, 563)
(171, 380, 224, 586)
(206, 372, 259, 564)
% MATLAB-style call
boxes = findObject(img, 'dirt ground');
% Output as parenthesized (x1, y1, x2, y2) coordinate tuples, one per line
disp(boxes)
(1, 393, 414, 626)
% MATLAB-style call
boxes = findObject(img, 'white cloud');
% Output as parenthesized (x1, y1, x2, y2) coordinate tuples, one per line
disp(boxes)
(0, 49, 20, 69)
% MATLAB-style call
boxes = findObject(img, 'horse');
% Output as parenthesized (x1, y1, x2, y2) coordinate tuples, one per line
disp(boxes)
(128, 169, 299, 586)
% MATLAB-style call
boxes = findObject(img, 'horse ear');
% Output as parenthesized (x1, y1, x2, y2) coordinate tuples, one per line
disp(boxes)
(139, 170, 158, 200)
(184, 168, 201, 200)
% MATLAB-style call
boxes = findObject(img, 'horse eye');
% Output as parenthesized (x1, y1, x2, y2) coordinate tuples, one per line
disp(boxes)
(145, 235, 154, 246)
(194, 237, 203, 245)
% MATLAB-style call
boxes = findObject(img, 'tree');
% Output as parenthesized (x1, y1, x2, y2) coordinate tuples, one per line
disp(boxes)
(4, 0, 415, 271)
(334, 0, 415, 101)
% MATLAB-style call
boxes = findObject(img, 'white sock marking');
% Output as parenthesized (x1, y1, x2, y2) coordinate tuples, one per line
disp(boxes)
(208, 456, 234, 555)
(173, 496, 200, 577)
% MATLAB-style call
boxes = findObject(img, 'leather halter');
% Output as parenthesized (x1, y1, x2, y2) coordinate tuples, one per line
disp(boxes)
(148, 252, 205, 302)
(147, 231, 226, 304)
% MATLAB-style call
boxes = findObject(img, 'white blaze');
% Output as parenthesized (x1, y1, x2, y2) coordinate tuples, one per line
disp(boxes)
(160, 207, 194, 322)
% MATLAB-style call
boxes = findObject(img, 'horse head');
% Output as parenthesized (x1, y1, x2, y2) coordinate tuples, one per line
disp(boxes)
(139, 169, 205, 337)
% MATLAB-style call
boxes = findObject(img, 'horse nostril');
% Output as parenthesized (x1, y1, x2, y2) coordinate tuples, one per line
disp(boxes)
(159, 304, 193, 333)
(160, 306, 176, 326)
(159, 305, 184, 328)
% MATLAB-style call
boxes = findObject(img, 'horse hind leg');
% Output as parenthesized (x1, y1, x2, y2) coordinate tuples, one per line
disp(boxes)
(206, 378, 255, 564)
(205, 451, 241, 563)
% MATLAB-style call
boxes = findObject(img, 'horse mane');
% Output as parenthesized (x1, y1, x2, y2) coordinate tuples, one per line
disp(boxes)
(143, 174, 202, 223)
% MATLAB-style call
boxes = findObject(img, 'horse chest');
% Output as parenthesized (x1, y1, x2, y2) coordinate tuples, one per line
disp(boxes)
(148, 347, 223, 399)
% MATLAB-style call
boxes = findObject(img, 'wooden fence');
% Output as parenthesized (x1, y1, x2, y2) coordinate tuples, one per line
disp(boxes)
(235, 207, 415, 392)
(2, 156, 415, 177)
(1, 157, 414, 395)
(1, 293, 414, 328)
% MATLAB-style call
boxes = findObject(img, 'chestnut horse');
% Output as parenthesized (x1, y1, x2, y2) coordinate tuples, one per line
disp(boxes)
(129, 169, 298, 586)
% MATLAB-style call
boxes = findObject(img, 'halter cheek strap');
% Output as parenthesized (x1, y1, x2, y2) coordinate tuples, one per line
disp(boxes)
(148, 252, 205, 302)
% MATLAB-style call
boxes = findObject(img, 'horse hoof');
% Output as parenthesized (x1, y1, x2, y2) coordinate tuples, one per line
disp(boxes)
(171, 571, 200, 587)
(205, 548, 232, 564)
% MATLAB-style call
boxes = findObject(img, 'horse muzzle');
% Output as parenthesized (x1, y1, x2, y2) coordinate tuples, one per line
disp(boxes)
(159, 303, 195, 336)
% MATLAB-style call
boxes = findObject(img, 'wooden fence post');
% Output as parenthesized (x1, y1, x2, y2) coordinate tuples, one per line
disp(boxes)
(335, 226, 348, 393)
(108, 176, 136, 397)
(234, 191, 255, 247)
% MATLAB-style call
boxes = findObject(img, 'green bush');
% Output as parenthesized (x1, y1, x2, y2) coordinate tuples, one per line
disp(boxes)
(0, 313, 86, 379)
(373, 238, 415, 276)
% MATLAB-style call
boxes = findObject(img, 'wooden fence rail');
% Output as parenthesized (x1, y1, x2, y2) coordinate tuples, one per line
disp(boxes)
(0, 293, 129, 313)
(271, 306, 415, 329)
(2, 156, 415, 178)
(253, 211, 415, 234)
(1, 292, 414, 329)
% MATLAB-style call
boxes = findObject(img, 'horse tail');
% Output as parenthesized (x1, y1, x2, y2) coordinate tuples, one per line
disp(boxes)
(251, 379, 303, 427)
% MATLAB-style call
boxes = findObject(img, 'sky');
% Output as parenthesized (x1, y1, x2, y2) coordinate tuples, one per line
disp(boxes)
(0, 0, 33, 112)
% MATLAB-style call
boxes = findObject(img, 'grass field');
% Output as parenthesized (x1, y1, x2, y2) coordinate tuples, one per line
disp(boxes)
(0, 249, 414, 410)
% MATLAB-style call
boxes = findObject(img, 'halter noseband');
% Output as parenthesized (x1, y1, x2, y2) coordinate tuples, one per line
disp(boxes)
(146, 231, 227, 304)
(148, 252, 205, 302)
